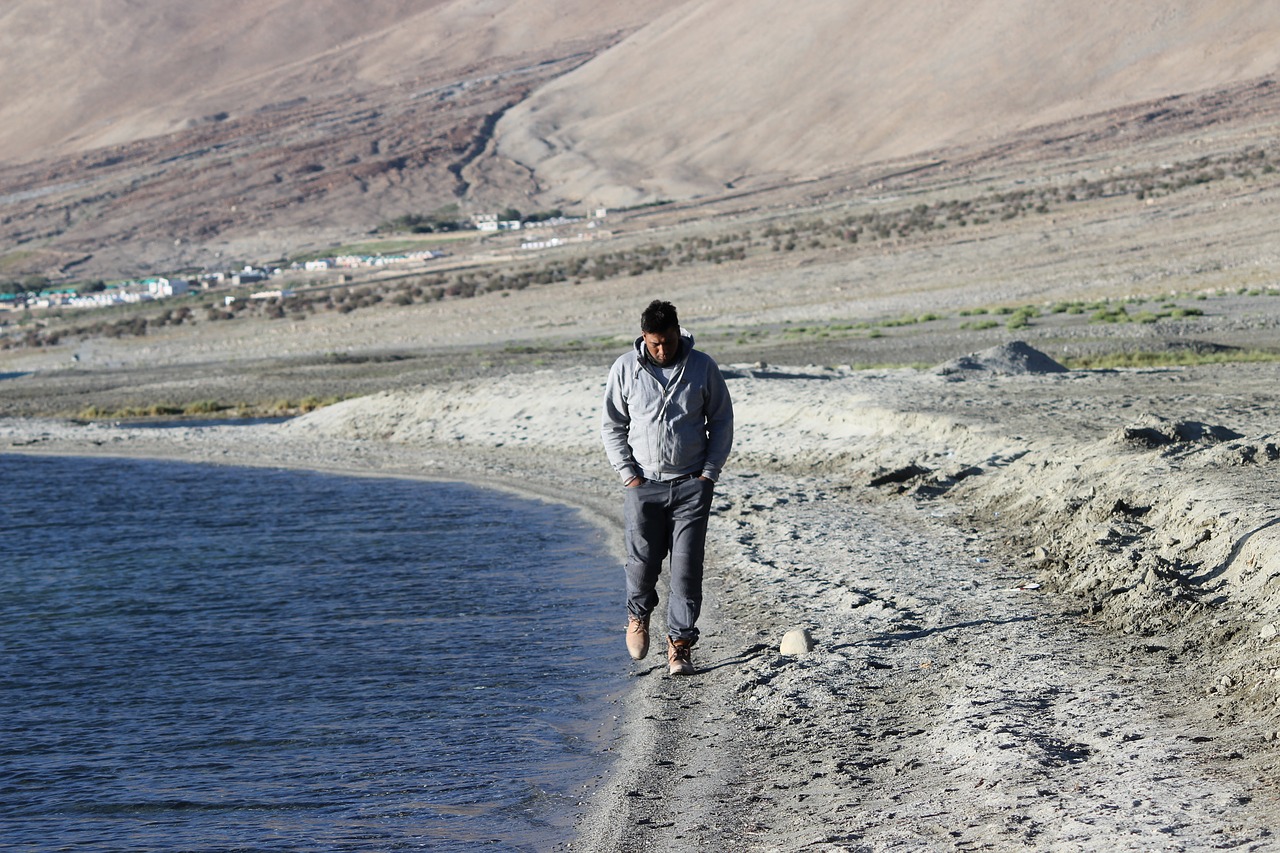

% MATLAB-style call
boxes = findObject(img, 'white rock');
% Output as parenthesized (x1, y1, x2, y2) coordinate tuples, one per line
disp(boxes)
(780, 627, 815, 655)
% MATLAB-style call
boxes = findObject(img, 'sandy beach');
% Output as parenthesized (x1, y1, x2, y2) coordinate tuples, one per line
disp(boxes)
(4, 343, 1280, 850)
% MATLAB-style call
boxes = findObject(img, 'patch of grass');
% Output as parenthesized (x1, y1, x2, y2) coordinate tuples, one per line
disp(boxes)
(1006, 308, 1036, 330)
(76, 396, 344, 420)
(77, 402, 222, 419)
(1089, 303, 1206, 325)
(344, 237, 467, 254)
(293, 235, 470, 262)
(775, 322, 872, 340)
(1091, 305, 1132, 324)
(1047, 301, 1089, 314)
(272, 396, 341, 413)
(1064, 349, 1280, 369)
(879, 313, 944, 328)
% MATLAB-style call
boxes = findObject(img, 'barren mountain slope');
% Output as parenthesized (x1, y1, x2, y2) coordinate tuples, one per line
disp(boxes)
(492, 0, 1280, 207)
(4, 0, 1280, 280)
(0, 0, 685, 279)
(0, 0, 679, 164)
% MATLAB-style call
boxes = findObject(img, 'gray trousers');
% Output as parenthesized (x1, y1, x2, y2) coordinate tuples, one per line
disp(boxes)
(623, 477, 714, 644)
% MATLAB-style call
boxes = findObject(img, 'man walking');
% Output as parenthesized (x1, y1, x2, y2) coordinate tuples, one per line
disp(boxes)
(601, 300, 734, 675)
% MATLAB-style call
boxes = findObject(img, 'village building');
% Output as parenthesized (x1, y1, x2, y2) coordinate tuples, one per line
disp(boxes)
(231, 267, 268, 286)
(147, 277, 191, 298)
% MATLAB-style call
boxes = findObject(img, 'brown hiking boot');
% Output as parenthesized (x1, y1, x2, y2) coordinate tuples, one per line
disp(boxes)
(667, 637, 695, 676)
(626, 615, 650, 660)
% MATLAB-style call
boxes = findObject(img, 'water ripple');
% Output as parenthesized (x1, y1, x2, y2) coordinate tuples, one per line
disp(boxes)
(0, 455, 621, 852)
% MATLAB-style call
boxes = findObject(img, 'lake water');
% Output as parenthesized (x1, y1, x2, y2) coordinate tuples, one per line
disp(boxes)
(0, 455, 624, 852)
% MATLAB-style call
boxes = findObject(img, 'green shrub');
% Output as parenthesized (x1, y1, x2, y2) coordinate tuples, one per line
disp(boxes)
(1006, 310, 1034, 330)
(1091, 306, 1129, 324)
(1065, 349, 1280, 369)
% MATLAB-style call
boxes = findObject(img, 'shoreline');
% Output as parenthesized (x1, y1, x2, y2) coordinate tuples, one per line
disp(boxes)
(6, 354, 1280, 849)
(0, 419, 665, 850)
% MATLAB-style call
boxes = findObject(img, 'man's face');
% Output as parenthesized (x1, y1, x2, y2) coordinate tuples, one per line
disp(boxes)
(643, 327, 681, 367)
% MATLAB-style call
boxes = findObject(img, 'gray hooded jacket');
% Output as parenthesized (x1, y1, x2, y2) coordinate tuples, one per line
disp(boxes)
(601, 329, 734, 484)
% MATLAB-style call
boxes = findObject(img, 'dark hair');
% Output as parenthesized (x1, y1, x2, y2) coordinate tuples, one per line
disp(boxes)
(640, 300, 679, 334)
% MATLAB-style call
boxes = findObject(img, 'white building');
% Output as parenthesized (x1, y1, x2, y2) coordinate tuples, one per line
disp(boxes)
(477, 219, 521, 232)
(148, 277, 191, 298)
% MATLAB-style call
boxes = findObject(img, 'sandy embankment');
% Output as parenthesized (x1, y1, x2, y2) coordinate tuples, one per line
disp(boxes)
(5, 354, 1280, 849)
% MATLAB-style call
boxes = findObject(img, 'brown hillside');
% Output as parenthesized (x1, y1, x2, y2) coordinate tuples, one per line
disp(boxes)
(0, 0, 680, 278)
(492, 0, 1280, 207)
(1, 0, 1279, 279)
(0, 0, 673, 162)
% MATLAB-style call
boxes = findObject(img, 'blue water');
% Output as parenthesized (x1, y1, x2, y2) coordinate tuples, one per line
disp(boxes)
(0, 455, 623, 852)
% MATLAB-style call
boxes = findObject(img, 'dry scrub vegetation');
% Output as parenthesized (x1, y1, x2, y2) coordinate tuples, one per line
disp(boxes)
(8, 137, 1280, 362)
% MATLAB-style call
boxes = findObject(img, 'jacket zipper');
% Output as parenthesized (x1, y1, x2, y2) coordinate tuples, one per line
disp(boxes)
(640, 356, 686, 478)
